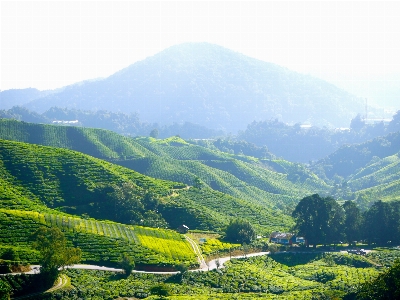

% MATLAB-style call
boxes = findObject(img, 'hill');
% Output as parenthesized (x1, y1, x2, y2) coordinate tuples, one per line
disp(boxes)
(0, 106, 224, 139)
(0, 137, 294, 232)
(312, 131, 400, 208)
(20, 43, 365, 131)
(0, 118, 330, 212)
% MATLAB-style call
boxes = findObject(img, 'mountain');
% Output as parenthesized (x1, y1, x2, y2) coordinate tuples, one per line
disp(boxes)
(21, 43, 365, 131)
(0, 88, 57, 110)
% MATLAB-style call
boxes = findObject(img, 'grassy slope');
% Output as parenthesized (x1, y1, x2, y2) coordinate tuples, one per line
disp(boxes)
(0, 138, 293, 233)
(0, 208, 197, 267)
(0, 119, 330, 212)
(311, 131, 400, 206)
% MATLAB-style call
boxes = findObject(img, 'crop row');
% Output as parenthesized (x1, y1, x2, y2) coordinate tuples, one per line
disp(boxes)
(0, 209, 197, 266)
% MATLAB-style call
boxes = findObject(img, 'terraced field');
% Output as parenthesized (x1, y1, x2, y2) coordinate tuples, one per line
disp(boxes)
(0, 208, 197, 267)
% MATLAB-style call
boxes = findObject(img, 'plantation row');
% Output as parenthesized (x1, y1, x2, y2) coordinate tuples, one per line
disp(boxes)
(0, 209, 197, 266)
(173, 188, 293, 233)
(0, 119, 334, 215)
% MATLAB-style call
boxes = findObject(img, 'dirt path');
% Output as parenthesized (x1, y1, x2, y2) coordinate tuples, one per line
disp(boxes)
(184, 235, 207, 269)
(12, 274, 69, 299)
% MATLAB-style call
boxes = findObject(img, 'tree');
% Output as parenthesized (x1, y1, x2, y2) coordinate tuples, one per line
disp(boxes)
(225, 219, 256, 244)
(362, 200, 390, 245)
(292, 194, 345, 248)
(175, 263, 188, 282)
(343, 200, 362, 245)
(1, 248, 19, 261)
(32, 226, 81, 279)
(149, 128, 159, 138)
(150, 283, 171, 298)
(108, 182, 145, 224)
(119, 253, 135, 276)
(362, 200, 400, 246)
(350, 114, 365, 132)
(193, 176, 203, 189)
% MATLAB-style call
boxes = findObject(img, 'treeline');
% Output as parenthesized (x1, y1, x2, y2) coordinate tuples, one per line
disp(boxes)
(238, 111, 400, 163)
(0, 106, 223, 139)
(292, 194, 400, 247)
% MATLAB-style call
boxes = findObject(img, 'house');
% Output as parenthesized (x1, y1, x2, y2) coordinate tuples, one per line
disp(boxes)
(177, 224, 189, 234)
(269, 232, 305, 245)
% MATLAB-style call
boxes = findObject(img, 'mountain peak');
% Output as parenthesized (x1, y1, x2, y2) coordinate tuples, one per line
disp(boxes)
(21, 43, 364, 131)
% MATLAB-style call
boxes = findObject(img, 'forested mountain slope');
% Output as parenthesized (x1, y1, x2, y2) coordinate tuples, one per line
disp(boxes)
(0, 118, 330, 211)
(313, 131, 400, 180)
(22, 43, 365, 130)
(312, 131, 400, 208)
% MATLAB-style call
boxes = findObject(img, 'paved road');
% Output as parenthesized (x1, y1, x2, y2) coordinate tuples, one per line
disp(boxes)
(9, 249, 372, 276)
(8, 251, 270, 276)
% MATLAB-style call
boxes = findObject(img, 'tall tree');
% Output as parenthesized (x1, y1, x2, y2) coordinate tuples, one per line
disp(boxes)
(292, 194, 344, 247)
(32, 226, 81, 280)
(362, 200, 390, 245)
(225, 219, 256, 244)
(343, 200, 362, 245)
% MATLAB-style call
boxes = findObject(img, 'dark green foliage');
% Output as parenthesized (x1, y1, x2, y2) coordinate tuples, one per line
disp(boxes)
(354, 259, 400, 300)
(0, 248, 19, 262)
(270, 252, 324, 267)
(225, 219, 256, 244)
(343, 201, 362, 244)
(150, 283, 171, 297)
(362, 200, 400, 245)
(119, 253, 135, 275)
(0, 279, 11, 300)
(0, 273, 52, 298)
(292, 194, 345, 247)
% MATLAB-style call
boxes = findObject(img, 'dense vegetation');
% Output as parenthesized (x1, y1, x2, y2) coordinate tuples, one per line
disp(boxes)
(4, 251, 397, 299)
(292, 195, 400, 247)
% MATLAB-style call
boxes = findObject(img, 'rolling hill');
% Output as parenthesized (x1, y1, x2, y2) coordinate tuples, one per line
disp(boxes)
(18, 43, 365, 131)
(312, 131, 400, 208)
(0, 118, 330, 212)
(0, 137, 293, 233)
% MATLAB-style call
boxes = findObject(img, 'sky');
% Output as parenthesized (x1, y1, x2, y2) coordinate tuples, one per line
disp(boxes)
(1, 1, 400, 108)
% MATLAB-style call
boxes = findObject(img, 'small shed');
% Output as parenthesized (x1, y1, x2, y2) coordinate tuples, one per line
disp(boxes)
(177, 224, 189, 234)
(269, 232, 297, 245)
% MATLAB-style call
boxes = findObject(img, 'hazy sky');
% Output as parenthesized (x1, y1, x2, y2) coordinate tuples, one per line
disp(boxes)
(1, 1, 400, 107)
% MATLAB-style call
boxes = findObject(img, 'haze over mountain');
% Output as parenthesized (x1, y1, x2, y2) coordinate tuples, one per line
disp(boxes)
(15, 43, 367, 132)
